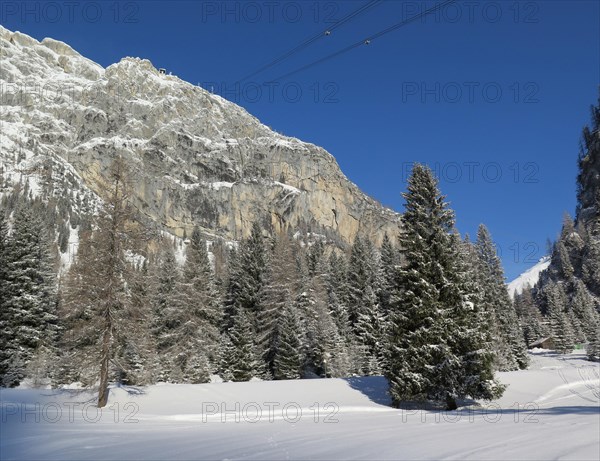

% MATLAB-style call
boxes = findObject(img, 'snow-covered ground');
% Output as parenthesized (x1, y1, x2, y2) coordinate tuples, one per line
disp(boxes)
(1, 351, 598, 460)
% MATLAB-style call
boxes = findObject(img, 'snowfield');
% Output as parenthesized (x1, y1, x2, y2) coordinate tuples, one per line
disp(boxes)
(1, 351, 598, 461)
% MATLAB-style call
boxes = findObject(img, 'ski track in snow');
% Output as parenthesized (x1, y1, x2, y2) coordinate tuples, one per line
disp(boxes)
(1, 351, 599, 460)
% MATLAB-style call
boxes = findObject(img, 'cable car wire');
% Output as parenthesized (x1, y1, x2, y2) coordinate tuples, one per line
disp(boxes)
(266, 0, 456, 83)
(235, 0, 384, 84)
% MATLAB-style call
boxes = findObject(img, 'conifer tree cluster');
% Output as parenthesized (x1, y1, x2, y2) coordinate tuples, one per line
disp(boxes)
(1, 159, 532, 410)
(516, 97, 600, 362)
(0, 206, 58, 387)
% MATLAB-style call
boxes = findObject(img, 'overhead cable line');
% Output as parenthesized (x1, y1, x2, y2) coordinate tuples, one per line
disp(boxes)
(235, 0, 383, 84)
(266, 0, 456, 83)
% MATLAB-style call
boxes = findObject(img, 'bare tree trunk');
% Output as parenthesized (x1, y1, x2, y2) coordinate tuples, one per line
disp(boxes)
(98, 249, 117, 406)
(97, 323, 111, 407)
(445, 394, 458, 411)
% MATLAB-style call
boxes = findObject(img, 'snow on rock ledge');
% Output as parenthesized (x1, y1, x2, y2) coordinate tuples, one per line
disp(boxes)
(0, 26, 401, 246)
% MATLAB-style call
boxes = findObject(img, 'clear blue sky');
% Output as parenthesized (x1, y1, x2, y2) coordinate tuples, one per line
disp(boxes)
(2, 0, 599, 280)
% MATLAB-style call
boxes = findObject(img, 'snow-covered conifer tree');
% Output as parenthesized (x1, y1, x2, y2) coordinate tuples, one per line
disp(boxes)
(386, 164, 504, 410)
(272, 304, 303, 380)
(476, 225, 529, 370)
(1, 206, 58, 387)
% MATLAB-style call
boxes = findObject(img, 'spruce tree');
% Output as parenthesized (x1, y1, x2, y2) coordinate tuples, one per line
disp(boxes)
(226, 310, 260, 382)
(181, 227, 222, 368)
(1, 206, 58, 387)
(346, 235, 384, 372)
(379, 232, 397, 317)
(223, 222, 267, 330)
(217, 333, 236, 382)
(223, 246, 242, 329)
(151, 243, 212, 384)
(257, 232, 301, 377)
(151, 246, 184, 382)
(546, 283, 575, 354)
(386, 164, 503, 410)
(237, 222, 267, 315)
(0, 211, 9, 298)
(297, 266, 349, 378)
(587, 328, 600, 362)
(326, 252, 351, 338)
(454, 234, 505, 403)
(354, 285, 385, 374)
(0, 211, 12, 384)
(124, 259, 155, 386)
(570, 280, 599, 343)
(306, 238, 325, 277)
(347, 235, 374, 329)
(272, 304, 303, 380)
(515, 285, 548, 347)
(476, 225, 529, 370)
(555, 241, 575, 280)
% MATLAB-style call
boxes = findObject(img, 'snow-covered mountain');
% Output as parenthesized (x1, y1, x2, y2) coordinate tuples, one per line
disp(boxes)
(507, 256, 551, 298)
(0, 25, 400, 246)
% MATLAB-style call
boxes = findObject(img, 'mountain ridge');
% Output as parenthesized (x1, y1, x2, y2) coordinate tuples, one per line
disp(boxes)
(0, 25, 401, 247)
(507, 256, 550, 299)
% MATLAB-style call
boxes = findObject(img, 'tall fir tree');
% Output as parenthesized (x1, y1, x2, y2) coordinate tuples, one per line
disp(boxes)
(546, 283, 576, 354)
(151, 246, 184, 382)
(354, 284, 385, 374)
(514, 285, 548, 347)
(554, 241, 575, 281)
(386, 164, 503, 410)
(223, 246, 242, 330)
(225, 310, 261, 382)
(326, 251, 351, 339)
(223, 222, 267, 330)
(454, 234, 505, 403)
(570, 279, 599, 343)
(379, 232, 397, 317)
(0, 211, 10, 384)
(476, 225, 529, 370)
(123, 258, 155, 386)
(272, 303, 303, 380)
(1, 206, 58, 387)
(346, 235, 374, 329)
(587, 327, 600, 362)
(297, 263, 350, 378)
(257, 231, 301, 377)
(346, 235, 384, 372)
(181, 227, 222, 368)
(150, 242, 213, 384)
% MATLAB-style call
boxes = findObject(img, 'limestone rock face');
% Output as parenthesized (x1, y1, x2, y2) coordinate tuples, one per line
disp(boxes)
(0, 26, 400, 245)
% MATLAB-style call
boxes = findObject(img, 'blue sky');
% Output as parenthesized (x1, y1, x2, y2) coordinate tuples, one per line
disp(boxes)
(2, 0, 599, 280)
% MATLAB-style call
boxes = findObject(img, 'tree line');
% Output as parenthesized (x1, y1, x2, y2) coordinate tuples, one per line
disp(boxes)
(1, 160, 535, 410)
(514, 98, 600, 361)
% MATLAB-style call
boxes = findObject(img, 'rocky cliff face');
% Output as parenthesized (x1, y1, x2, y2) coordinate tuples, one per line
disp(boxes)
(0, 26, 400, 246)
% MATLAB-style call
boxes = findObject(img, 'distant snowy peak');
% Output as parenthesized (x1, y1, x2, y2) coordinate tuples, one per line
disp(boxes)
(507, 256, 551, 298)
